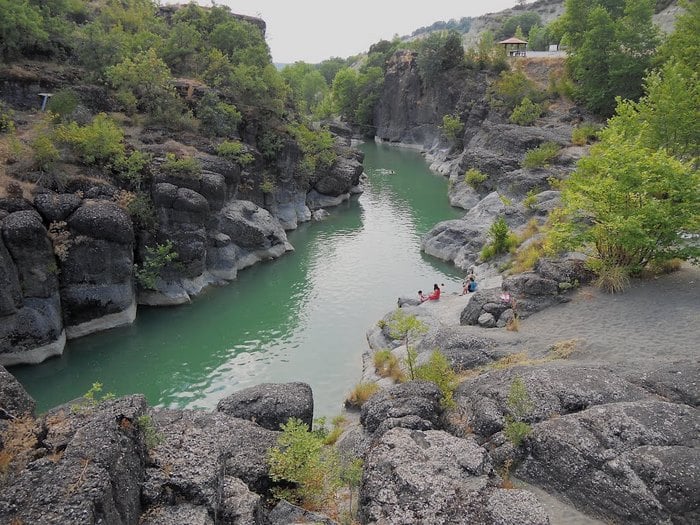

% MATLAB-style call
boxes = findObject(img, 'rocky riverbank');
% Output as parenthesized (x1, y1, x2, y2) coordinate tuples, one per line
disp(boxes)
(2, 263, 696, 524)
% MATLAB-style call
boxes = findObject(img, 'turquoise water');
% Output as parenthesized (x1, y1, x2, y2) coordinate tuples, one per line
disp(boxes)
(12, 143, 464, 417)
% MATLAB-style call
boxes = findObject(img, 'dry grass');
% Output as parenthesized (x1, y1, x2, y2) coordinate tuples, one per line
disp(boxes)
(490, 352, 534, 370)
(594, 265, 630, 294)
(547, 339, 581, 360)
(505, 315, 521, 332)
(0, 417, 39, 481)
(345, 382, 380, 408)
(373, 349, 405, 382)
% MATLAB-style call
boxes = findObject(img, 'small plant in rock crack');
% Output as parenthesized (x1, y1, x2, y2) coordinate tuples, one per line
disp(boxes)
(71, 382, 115, 413)
(137, 415, 164, 450)
(503, 376, 533, 447)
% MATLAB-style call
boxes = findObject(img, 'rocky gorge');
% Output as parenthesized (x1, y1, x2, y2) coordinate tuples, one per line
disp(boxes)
(1, 1, 698, 524)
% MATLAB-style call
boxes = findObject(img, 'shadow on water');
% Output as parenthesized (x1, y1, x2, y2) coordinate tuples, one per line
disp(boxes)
(12, 142, 465, 417)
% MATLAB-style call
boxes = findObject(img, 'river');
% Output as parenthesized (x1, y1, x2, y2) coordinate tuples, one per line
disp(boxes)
(12, 142, 465, 417)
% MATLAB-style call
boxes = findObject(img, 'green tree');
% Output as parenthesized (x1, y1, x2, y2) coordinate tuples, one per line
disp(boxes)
(354, 66, 384, 131)
(387, 310, 428, 380)
(415, 30, 465, 85)
(331, 67, 359, 121)
(0, 0, 48, 60)
(564, 0, 659, 116)
(656, 0, 699, 73)
(552, 112, 699, 271)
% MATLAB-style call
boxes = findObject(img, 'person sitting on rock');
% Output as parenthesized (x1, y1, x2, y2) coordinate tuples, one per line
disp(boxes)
(418, 290, 427, 302)
(461, 268, 476, 295)
(427, 283, 441, 301)
(467, 277, 478, 293)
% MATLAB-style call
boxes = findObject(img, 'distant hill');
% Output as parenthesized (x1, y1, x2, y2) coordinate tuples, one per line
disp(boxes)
(403, 0, 682, 48)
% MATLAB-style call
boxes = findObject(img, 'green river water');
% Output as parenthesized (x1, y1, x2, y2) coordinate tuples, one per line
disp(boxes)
(12, 143, 465, 417)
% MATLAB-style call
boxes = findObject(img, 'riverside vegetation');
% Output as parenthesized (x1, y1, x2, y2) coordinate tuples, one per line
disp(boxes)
(1, 0, 698, 524)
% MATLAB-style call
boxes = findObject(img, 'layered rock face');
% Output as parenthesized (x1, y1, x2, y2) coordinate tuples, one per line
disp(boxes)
(0, 209, 64, 365)
(0, 123, 364, 364)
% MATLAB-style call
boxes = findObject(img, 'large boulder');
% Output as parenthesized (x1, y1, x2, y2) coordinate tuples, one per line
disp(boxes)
(0, 366, 35, 418)
(518, 400, 700, 524)
(216, 382, 314, 431)
(0, 211, 64, 365)
(0, 395, 148, 525)
(360, 381, 443, 436)
(359, 427, 549, 525)
(417, 326, 508, 371)
(313, 145, 364, 197)
(142, 408, 279, 511)
(451, 364, 651, 440)
(59, 201, 136, 338)
(422, 192, 525, 271)
(33, 192, 83, 223)
(218, 200, 288, 251)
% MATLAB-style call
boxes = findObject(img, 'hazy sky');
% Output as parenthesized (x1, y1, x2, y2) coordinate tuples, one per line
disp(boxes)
(167, 1, 523, 63)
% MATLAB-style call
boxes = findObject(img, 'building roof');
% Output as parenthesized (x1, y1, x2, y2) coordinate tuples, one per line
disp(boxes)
(498, 37, 528, 45)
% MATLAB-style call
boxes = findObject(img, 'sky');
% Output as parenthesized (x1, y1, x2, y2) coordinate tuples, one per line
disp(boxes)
(165, 1, 523, 64)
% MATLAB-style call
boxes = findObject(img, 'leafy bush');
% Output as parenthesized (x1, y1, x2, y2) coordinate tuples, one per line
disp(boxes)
(216, 140, 254, 166)
(523, 189, 538, 209)
(522, 142, 559, 168)
(267, 418, 342, 511)
(125, 192, 156, 231)
(46, 90, 79, 121)
(503, 376, 533, 447)
(0, 101, 14, 133)
(414, 351, 458, 409)
(465, 168, 488, 189)
(481, 217, 518, 260)
(415, 30, 465, 85)
(288, 123, 336, 180)
(31, 134, 60, 172)
(160, 153, 201, 177)
(490, 70, 545, 112)
(134, 241, 178, 290)
(55, 114, 125, 166)
(112, 150, 151, 190)
(441, 114, 464, 143)
(196, 93, 242, 137)
(509, 97, 543, 126)
(571, 123, 600, 145)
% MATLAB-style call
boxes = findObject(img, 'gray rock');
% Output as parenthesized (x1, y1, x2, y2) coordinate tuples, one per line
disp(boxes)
(452, 364, 651, 440)
(627, 360, 700, 407)
(33, 192, 82, 223)
(142, 408, 278, 511)
(478, 312, 497, 328)
(518, 400, 700, 525)
(268, 500, 338, 525)
(0, 366, 35, 418)
(216, 382, 314, 431)
(218, 200, 288, 250)
(502, 272, 567, 318)
(360, 427, 547, 524)
(360, 381, 443, 436)
(313, 145, 363, 197)
(0, 395, 148, 525)
(1, 210, 58, 298)
(67, 200, 134, 245)
(140, 504, 214, 525)
(219, 476, 264, 524)
(0, 232, 22, 316)
(534, 254, 594, 286)
(418, 326, 506, 371)
(484, 489, 550, 525)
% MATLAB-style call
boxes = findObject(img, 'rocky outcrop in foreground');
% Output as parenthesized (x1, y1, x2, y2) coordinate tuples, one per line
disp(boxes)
(2, 355, 698, 524)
